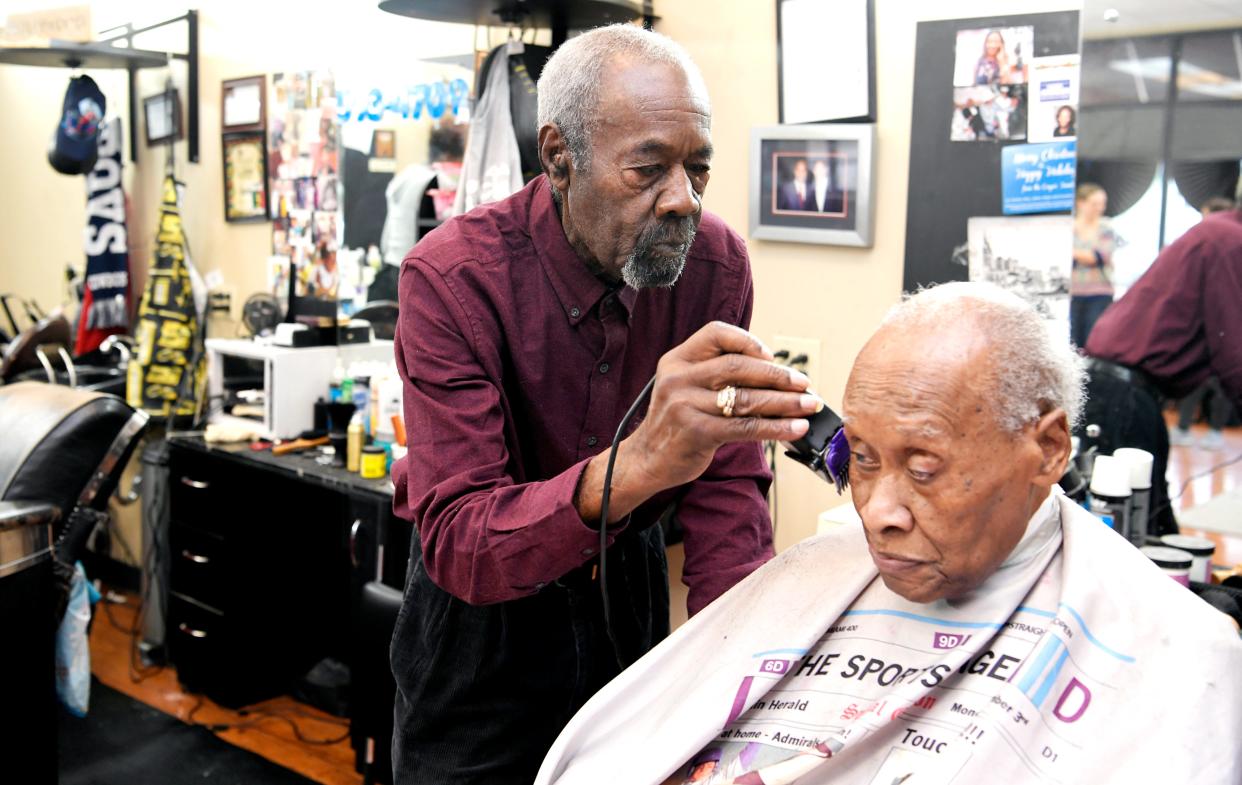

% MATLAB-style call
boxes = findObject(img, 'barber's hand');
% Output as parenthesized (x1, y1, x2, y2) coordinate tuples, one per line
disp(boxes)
(630, 321, 818, 489)
(576, 322, 820, 524)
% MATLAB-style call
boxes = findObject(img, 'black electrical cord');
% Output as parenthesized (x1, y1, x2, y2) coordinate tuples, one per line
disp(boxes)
(598, 374, 657, 671)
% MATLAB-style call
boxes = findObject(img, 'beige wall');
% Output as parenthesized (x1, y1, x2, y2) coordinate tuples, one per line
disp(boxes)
(659, 0, 1079, 551)
(2, 0, 1079, 560)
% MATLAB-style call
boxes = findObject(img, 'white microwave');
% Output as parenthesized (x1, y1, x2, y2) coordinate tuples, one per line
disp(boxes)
(205, 338, 392, 439)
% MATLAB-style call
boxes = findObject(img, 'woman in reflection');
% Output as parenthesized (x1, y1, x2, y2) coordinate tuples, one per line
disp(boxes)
(1070, 183, 1119, 347)
(1053, 105, 1076, 137)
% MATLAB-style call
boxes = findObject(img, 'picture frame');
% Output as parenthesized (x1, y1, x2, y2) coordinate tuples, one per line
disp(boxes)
(221, 75, 266, 133)
(749, 124, 876, 247)
(143, 89, 182, 146)
(222, 132, 269, 223)
(777, 0, 876, 124)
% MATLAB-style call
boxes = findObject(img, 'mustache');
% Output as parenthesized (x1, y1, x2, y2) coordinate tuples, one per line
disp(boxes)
(634, 215, 697, 255)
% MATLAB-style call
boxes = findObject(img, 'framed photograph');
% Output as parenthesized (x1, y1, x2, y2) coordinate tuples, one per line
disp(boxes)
(777, 0, 875, 123)
(222, 75, 266, 132)
(372, 129, 395, 159)
(223, 132, 269, 223)
(143, 89, 182, 146)
(749, 124, 876, 247)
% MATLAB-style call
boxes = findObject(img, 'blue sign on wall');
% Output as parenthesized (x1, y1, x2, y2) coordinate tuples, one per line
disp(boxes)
(1001, 141, 1077, 215)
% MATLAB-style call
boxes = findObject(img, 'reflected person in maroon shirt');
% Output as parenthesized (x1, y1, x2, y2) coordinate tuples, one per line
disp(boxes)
(389, 25, 820, 785)
(1083, 206, 1242, 536)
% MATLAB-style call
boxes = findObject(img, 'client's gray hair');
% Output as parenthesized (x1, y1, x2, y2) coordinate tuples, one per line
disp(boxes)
(883, 282, 1086, 431)
(536, 24, 710, 173)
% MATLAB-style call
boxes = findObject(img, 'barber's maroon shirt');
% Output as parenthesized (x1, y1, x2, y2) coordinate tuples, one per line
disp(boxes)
(391, 176, 773, 615)
(1087, 208, 1242, 406)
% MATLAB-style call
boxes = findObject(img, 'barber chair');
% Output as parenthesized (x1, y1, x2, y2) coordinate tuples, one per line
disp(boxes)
(0, 382, 148, 781)
(352, 301, 399, 341)
(0, 310, 73, 385)
(352, 580, 403, 785)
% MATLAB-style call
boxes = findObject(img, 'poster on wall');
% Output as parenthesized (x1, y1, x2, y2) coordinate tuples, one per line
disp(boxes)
(1027, 55, 1079, 143)
(967, 215, 1072, 342)
(1000, 140, 1076, 214)
(268, 71, 340, 319)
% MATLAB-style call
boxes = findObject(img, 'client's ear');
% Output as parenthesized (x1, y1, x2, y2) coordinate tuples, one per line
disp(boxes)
(538, 123, 571, 192)
(1032, 408, 1071, 485)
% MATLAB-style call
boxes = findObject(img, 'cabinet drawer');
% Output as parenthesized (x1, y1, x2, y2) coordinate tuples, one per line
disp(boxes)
(169, 451, 231, 536)
(168, 594, 226, 695)
(169, 525, 227, 613)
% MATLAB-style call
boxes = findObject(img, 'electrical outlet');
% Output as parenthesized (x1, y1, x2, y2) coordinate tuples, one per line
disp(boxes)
(774, 335, 822, 392)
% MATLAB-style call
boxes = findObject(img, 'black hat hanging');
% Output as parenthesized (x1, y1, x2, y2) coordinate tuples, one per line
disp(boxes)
(48, 74, 106, 175)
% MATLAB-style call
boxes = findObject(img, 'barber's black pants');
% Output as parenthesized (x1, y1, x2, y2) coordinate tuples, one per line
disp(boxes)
(1080, 367, 1178, 536)
(390, 524, 669, 785)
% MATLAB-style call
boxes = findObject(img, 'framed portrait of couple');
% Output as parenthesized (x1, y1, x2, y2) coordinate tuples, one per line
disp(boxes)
(749, 124, 876, 247)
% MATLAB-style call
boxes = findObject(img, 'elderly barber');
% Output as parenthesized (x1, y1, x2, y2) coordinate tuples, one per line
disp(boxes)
(390, 25, 818, 785)
(537, 282, 1242, 785)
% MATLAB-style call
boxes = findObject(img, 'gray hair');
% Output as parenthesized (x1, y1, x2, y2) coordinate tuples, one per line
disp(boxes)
(536, 24, 710, 173)
(882, 282, 1086, 431)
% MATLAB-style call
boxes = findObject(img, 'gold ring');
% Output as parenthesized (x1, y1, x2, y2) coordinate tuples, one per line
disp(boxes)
(716, 385, 737, 417)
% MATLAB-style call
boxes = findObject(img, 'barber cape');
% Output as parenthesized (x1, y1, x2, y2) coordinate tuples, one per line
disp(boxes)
(536, 490, 1242, 784)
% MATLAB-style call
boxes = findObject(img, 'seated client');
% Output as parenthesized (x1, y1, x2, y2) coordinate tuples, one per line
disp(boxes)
(536, 282, 1242, 785)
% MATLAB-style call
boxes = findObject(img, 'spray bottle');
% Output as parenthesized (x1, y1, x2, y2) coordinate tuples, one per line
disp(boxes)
(1088, 454, 1131, 539)
(1113, 448, 1154, 547)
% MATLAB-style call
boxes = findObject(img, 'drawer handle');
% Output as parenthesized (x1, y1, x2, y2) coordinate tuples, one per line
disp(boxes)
(181, 549, 210, 565)
(180, 476, 210, 490)
(178, 622, 208, 639)
(350, 519, 363, 568)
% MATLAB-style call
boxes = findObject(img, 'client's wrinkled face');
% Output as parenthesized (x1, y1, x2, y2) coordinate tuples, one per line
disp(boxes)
(842, 322, 1061, 603)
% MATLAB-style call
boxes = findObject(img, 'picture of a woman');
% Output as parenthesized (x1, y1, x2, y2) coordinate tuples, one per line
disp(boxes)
(1070, 183, 1119, 347)
(974, 30, 1008, 85)
(1053, 105, 1076, 137)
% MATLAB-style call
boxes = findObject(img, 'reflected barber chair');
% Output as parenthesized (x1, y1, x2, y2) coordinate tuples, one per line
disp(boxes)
(0, 382, 149, 780)
(352, 301, 399, 341)
(352, 580, 402, 785)
(1, 306, 131, 397)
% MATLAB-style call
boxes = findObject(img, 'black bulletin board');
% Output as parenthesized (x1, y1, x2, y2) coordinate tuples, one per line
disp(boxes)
(902, 11, 1080, 293)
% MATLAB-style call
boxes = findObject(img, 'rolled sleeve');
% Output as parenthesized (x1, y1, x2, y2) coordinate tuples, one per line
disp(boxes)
(394, 260, 621, 605)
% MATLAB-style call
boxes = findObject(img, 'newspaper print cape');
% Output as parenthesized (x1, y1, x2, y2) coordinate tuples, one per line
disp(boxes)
(536, 490, 1242, 785)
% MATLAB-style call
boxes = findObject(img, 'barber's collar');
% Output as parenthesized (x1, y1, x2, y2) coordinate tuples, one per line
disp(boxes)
(529, 176, 638, 326)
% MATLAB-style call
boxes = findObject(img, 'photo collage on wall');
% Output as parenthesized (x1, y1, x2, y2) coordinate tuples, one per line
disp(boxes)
(950, 27, 1080, 145)
(952, 19, 1082, 338)
(268, 71, 341, 312)
(950, 26, 1032, 142)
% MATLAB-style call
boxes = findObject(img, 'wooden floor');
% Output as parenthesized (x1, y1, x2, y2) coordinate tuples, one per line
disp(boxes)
(88, 599, 362, 785)
(88, 421, 1242, 784)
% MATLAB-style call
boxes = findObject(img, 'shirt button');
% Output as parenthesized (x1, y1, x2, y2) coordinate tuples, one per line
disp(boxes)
(598, 363, 610, 374)
(569, 307, 581, 318)
(582, 547, 595, 556)
(586, 436, 598, 447)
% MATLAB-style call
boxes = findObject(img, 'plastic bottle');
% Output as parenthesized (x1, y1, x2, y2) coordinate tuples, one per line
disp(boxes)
(1113, 448, 1153, 547)
(1088, 454, 1131, 539)
(347, 411, 365, 472)
(329, 357, 345, 403)
(353, 376, 372, 436)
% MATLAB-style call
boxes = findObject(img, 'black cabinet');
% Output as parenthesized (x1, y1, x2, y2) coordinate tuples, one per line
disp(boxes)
(166, 440, 407, 705)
